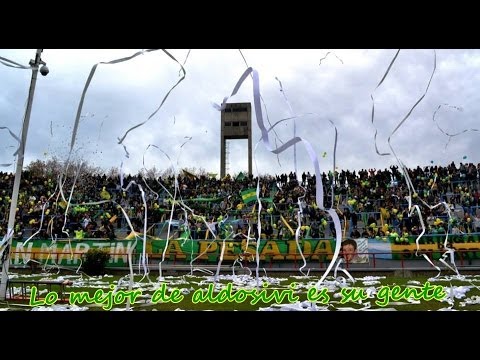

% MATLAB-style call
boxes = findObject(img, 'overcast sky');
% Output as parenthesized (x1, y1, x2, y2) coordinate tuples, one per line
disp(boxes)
(0, 49, 478, 178)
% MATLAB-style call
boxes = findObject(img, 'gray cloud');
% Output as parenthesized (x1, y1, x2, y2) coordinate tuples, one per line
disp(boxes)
(1, 49, 479, 178)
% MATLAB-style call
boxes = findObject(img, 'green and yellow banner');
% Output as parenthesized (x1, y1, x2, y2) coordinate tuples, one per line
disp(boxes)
(241, 188, 257, 203)
(9, 234, 480, 267)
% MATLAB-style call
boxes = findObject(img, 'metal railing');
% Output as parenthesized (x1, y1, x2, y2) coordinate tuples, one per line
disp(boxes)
(9, 248, 480, 272)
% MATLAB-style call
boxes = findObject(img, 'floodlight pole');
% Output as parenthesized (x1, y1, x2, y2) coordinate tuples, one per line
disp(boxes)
(0, 49, 47, 300)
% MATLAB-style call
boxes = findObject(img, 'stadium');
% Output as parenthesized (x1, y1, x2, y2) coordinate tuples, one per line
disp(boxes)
(1, 49, 479, 311)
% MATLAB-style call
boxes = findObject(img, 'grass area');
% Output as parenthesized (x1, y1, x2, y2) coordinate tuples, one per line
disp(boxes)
(2, 270, 480, 311)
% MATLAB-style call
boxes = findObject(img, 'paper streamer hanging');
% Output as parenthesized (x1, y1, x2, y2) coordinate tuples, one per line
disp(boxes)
(370, 49, 401, 156)
(179, 49, 191, 76)
(238, 50, 285, 167)
(57, 50, 174, 215)
(432, 103, 478, 150)
(294, 185, 309, 275)
(141, 143, 220, 278)
(370, 50, 459, 276)
(383, 50, 436, 153)
(275, 76, 297, 175)
(117, 50, 186, 149)
(213, 66, 345, 287)
(66, 49, 186, 165)
(0, 55, 30, 69)
(117, 172, 151, 278)
(319, 51, 344, 65)
(0, 123, 24, 167)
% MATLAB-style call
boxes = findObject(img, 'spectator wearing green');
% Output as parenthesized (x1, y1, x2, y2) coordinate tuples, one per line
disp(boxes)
(74, 227, 85, 239)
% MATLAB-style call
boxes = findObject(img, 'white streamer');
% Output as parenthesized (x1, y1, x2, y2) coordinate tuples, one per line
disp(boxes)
(213, 67, 345, 288)
(0, 55, 30, 69)
(432, 103, 478, 150)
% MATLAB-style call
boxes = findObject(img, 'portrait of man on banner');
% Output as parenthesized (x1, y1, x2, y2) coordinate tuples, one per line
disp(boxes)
(341, 238, 369, 264)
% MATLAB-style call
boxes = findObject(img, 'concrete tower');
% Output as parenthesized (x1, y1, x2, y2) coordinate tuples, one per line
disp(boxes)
(220, 103, 252, 178)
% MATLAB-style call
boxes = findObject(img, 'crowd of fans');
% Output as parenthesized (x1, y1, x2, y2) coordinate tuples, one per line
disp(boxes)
(1, 160, 479, 242)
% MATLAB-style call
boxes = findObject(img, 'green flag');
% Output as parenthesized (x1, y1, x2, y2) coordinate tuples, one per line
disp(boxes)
(241, 188, 257, 203)
(236, 172, 246, 181)
(182, 169, 198, 180)
(270, 182, 278, 197)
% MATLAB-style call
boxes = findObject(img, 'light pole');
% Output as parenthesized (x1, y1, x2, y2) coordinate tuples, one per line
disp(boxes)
(0, 49, 48, 300)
